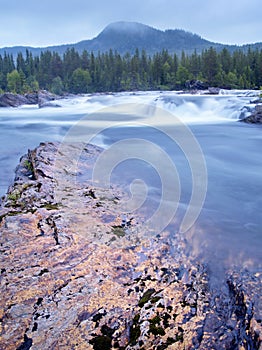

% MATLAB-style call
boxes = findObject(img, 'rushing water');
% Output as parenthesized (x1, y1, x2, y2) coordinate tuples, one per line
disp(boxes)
(0, 90, 261, 275)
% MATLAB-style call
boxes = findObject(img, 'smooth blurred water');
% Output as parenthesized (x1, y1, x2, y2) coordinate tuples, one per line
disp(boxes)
(98, 121, 262, 272)
(0, 91, 261, 274)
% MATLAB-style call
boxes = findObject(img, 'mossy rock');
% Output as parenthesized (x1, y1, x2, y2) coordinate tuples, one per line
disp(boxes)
(7, 190, 20, 202)
(40, 203, 60, 210)
(150, 296, 161, 304)
(129, 314, 141, 345)
(149, 314, 166, 336)
(149, 324, 165, 336)
(89, 335, 112, 350)
(138, 288, 156, 307)
(24, 159, 34, 172)
(111, 225, 125, 237)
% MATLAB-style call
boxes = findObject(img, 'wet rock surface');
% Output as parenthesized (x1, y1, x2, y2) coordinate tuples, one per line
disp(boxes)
(37, 90, 61, 108)
(0, 142, 261, 349)
(241, 103, 262, 124)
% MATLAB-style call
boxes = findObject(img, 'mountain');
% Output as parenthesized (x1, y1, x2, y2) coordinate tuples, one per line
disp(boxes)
(1, 21, 262, 58)
(74, 22, 217, 55)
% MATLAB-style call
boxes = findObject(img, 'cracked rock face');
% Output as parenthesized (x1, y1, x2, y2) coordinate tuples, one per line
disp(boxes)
(0, 142, 261, 349)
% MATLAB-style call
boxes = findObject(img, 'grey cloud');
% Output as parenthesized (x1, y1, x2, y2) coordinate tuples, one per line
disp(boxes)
(0, 0, 261, 47)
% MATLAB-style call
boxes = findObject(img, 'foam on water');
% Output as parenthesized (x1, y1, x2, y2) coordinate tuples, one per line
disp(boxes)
(0, 90, 261, 276)
(0, 90, 258, 195)
(0, 90, 258, 125)
(153, 90, 258, 123)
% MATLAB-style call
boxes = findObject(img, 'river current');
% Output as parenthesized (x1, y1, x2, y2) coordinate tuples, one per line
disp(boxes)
(0, 90, 261, 276)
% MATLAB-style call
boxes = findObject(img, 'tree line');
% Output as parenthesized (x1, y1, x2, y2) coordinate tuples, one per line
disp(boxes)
(0, 46, 261, 94)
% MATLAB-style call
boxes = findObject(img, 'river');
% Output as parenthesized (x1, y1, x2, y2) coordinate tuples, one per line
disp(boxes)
(0, 90, 261, 277)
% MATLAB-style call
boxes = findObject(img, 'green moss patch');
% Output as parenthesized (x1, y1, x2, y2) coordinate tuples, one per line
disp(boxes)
(138, 288, 156, 307)
(111, 225, 125, 237)
(40, 203, 60, 210)
(89, 335, 112, 350)
(24, 159, 34, 172)
(7, 191, 20, 202)
(129, 314, 141, 345)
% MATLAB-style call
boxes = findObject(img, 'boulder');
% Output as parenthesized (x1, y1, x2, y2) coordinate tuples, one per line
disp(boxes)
(255, 104, 262, 113)
(39, 101, 61, 108)
(240, 103, 262, 124)
(0, 93, 29, 107)
(208, 87, 220, 95)
(38, 90, 59, 108)
(24, 92, 38, 104)
(251, 98, 262, 104)
(185, 79, 208, 90)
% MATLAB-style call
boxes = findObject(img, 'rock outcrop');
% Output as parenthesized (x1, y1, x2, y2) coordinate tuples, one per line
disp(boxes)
(241, 104, 262, 124)
(24, 92, 38, 104)
(0, 142, 261, 349)
(0, 93, 32, 107)
(207, 87, 221, 95)
(0, 90, 60, 108)
(185, 80, 208, 91)
(37, 90, 61, 108)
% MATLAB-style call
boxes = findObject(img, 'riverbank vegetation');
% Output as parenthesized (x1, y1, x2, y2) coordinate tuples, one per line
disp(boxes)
(0, 47, 261, 94)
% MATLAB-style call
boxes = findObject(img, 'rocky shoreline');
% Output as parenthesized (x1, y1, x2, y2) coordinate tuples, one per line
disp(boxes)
(0, 142, 261, 349)
(0, 90, 62, 108)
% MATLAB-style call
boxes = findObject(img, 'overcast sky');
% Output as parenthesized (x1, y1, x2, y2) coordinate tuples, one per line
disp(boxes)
(0, 0, 261, 48)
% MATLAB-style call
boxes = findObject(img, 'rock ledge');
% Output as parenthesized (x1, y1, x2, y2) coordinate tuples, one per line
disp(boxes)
(0, 142, 261, 349)
(0, 90, 60, 108)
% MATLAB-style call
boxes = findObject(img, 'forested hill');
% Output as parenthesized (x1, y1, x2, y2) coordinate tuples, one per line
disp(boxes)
(1, 21, 262, 58)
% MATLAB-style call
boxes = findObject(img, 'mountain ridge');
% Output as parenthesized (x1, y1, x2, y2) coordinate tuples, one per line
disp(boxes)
(1, 21, 261, 57)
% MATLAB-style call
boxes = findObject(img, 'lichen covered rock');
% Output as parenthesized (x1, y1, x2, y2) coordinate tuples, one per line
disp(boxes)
(0, 142, 261, 349)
